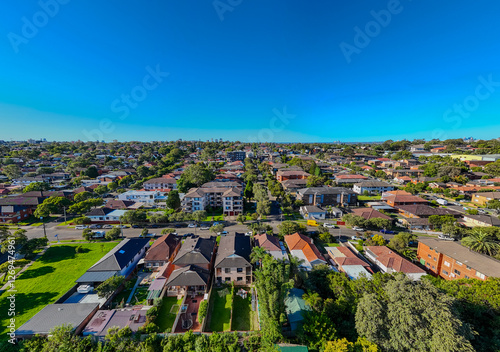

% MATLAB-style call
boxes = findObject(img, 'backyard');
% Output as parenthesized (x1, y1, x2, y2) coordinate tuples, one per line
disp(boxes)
(209, 287, 232, 332)
(156, 296, 183, 332)
(0, 242, 118, 340)
(231, 288, 258, 331)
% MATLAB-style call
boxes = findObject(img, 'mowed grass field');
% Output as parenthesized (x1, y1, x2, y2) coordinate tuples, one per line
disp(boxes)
(209, 288, 232, 332)
(0, 242, 118, 340)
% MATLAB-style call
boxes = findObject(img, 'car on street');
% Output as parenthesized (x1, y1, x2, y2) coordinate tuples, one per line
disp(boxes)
(379, 229, 395, 234)
(217, 231, 228, 236)
(116, 225, 129, 228)
(132, 225, 141, 228)
(188, 223, 197, 228)
(89, 224, 102, 229)
(324, 223, 337, 229)
(352, 226, 365, 232)
(75, 225, 87, 230)
(184, 233, 195, 237)
(102, 225, 113, 229)
(351, 236, 361, 241)
(438, 234, 455, 241)
(200, 226, 210, 230)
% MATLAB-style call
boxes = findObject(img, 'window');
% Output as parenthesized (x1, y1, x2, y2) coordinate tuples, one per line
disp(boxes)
(237, 277, 243, 281)
(453, 269, 461, 276)
(456, 260, 463, 266)
(225, 277, 231, 282)
(427, 254, 431, 259)
(464, 275, 469, 279)
(431, 265, 435, 269)
(442, 270, 449, 275)
(444, 261, 450, 267)
(433, 257, 436, 261)
(224, 268, 231, 274)
(466, 265, 471, 270)
(476, 271, 485, 280)
(237, 268, 243, 273)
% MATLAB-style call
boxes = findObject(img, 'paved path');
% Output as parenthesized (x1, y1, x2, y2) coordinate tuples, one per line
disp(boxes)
(126, 272, 149, 304)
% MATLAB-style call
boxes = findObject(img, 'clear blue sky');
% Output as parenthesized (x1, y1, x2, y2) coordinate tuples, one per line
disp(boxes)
(1, 0, 500, 142)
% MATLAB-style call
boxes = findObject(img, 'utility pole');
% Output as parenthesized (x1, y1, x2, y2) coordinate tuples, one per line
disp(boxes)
(41, 217, 47, 238)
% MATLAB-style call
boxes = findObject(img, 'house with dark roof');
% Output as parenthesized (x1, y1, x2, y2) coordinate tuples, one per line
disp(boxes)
(351, 207, 393, 221)
(296, 186, 357, 206)
(215, 233, 252, 285)
(353, 180, 394, 195)
(144, 233, 181, 270)
(76, 238, 150, 285)
(16, 303, 99, 339)
(105, 199, 137, 210)
(166, 264, 211, 296)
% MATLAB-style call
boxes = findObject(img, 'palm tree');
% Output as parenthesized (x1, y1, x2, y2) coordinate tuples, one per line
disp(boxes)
(461, 229, 500, 256)
(250, 246, 267, 266)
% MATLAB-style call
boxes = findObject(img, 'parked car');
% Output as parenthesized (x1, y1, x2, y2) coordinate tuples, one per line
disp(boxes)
(102, 225, 113, 229)
(149, 224, 161, 228)
(324, 223, 337, 229)
(200, 226, 210, 230)
(188, 223, 197, 228)
(116, 225, 129, 228)
(77, 285, 93, 294)
(379, 229, 395, 234)
(184, 233, 195, 237)
(132, 225, 141, 228)
(351, 236, 361, 241)
(146, 233, 157, 238)
(91, 230, 105, 238)
(352, 226, 365, 232)
(438, 234, 455, 241)
(75, 225, 87, 230)
(89, 224, 102, 229)
(217, 231, 228, 236)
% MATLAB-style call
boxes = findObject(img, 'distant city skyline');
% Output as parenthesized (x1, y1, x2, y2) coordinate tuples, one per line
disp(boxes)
(2, 1, 500, 142)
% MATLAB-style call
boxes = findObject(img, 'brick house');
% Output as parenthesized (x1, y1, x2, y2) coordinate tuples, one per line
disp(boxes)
(215, 233, 252, 285)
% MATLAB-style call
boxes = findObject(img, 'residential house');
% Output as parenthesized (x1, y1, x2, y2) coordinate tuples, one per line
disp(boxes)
(276, 169, 310, 183)
(166, 236, 217, 296)
(0, 196, 44, 223)
(118, 190, 165, 205)
(325, 246, 373, 279)
(144, 233, 181, 270)
(254, 233, 288, 261)
(396, 204, 461, 219)
(227, 151, 246, 161)
(462, 214, 500, 227)
(299, 205, 326, 220)
(143, 177, 178, 191)
(417, 237, 500, 280)
(85, 208, 127, 223)
(76, 238, 150, 286)
(281, 179, 309, 192)
(351, 207, 392, 221)
(284, 233, 326, 271)
(105, 199, 137, 210)
(471, 191, 500, 206)
(364, 246, 426, 280)
(334, 174, 369, 184)
(82, 308, 149, 336)
(353, 181, 394, 195)
(215, 233, 252, 285)
(296, 186, 357, 206)
(382, 190, 428, 207)
(16, 303, 99, 339)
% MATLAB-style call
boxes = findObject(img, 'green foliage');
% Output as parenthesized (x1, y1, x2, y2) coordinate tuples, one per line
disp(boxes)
(461, 228, 500, 256)
(355, 275, 474, 352)
(299, 311, 337, 350)
(95, 275, 125, 298)
(73, 216, 91, 225)
(342, 214, 366, 228)
(23, 182, 50, 193)
(277, 221, 306, 238)
(177, 163, 214, 192)
(166, 190, 181, 210)
(199, 299, 208, 320)
(105, 227, 122, 240)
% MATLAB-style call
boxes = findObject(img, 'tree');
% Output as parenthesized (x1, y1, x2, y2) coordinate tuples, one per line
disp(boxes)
(192, 210, 207, 223)
(324, 338, 379, 352)
(107, 181, 118, 192)
(277, 221, 306, 238)
(23, 182, 50, 193)
(82, 228, 93, 241)
(428, 215, 456, 230)
(236, 213, 246, 224)
(307, 175, 325, 187)
(120, 210, 147, 225)
(299, 311, 337, 350)
(95, 275, 125, 298)
(19, 237, 48, 257)
(210, 223, 224, 234)
(74, 191, 92, 203)
(461, 229, 500, 256)
(177, 163, 214, 192)
(250, 246, 268, 265)
(0, 229, 27, 254)
(94, 184, 108, 196)
(342, 214, 366, 228)
(355, 275, 474, 352)
(34, 196, 71, 218)
(105, 227, 121, 240)
(365, 218, 392, 230)
(166, 190, 181, 210)
(2, 164, 21, 180)
(244, 180, 254, 199)
(68, 198, 103, 214)
(85, 166, 99, 178)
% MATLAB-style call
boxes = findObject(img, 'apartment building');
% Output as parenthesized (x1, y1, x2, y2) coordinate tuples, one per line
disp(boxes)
(417, 237, 500, 280)
(182, 186, 243, 216)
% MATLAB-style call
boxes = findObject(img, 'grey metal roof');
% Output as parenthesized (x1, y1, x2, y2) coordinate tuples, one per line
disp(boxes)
(87, 238, 149, 272)
(297, 186, 355, 195)
(76, 271, 117, 283)
(215, 233, 252, 268)
(172, 236, 216, 266)
(166, 265, 210, 287)
(16, 303, 98, 336)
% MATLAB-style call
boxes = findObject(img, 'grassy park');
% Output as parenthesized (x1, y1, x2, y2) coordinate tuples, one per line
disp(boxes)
(0, 242, 118, 340)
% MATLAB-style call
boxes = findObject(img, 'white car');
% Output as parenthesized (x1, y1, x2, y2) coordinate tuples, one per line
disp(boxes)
(102, 225, 113, 229)
(77, 285, 93, 294)
(188, 223, 197, 228)
(351, 236, 361, 241)
(352, 226, 365, 232)
(217, 231, 228, 236)
(200, 226, 210, 230)
(438, 234, 455, 241)
(324, 223, 337, 229)
(75, 225, 87, 230)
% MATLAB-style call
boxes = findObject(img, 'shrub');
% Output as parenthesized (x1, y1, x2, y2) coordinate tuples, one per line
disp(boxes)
(198, 300, 208, 320)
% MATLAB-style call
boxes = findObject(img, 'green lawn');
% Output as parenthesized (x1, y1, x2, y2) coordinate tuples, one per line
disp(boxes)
(358, 195, 381, 201)
(325, 243, 340, 247)
(0, 242, 118, 340)
(156, 296, 183, 332)
(209, 288, 232, 332)
(231, 289, 257, 331)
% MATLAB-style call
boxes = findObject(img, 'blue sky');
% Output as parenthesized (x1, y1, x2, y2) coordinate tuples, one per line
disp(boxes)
(1, 0, 500, 142)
